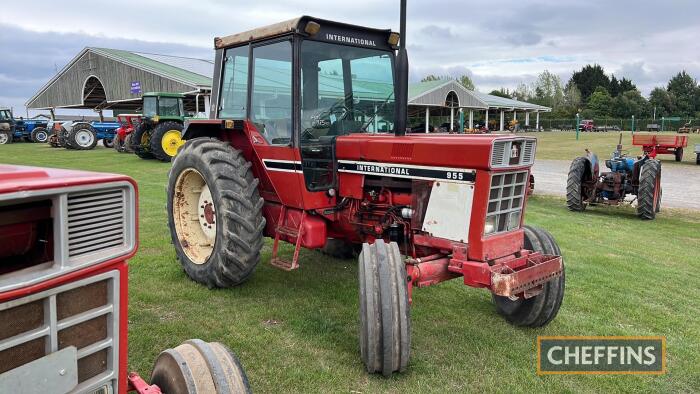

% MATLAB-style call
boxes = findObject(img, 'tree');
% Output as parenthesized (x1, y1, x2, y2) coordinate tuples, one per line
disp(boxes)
(489, 88, 511, 98)
(618, 78, 636, 94)
(667, 71, 698, 117)
(586, 86, 613, 118)
(421, 74, 449, 82)
(560, 84, 582, 117)
(531, 70, 564, 109)
(458, 74, 475, 91)
(648, 87, 674, 117)
(609, 75, 620, 97)
(512, 83, 532, 102)
(568, 64, 611, 103)
(612, 89, 650, 118)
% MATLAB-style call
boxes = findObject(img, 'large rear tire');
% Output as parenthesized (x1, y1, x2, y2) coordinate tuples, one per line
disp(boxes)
(131, 123, 154, 159)
(675, 147, 683, 162)
(637, 160, 661, 220)
(0, 131, 12, 144)
(566, 157, 591, 211)
(168, 138, 265, 288)
(30, 127, 48, 143)
(67, 124, 98, 150)
(150, 339, 251, 394)
(493, 226, 565, 327)
(358, 240, 411, 376)
(150, 121, 184, 162)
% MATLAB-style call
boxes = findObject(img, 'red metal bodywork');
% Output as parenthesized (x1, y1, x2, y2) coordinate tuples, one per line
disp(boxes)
(0, 165, 154, 394)
(115, 115, 141, 141)
(632, 133, 688, 158)
(184, 118, 560, 298)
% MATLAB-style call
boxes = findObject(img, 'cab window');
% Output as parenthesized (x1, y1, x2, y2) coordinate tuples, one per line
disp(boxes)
(159, 97, 182, 117)
(250, 41, 293, 145)
(219, 45, 249, 119)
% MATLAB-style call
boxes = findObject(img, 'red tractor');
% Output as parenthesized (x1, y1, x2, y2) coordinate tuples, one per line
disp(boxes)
(0, 165, 250, 393)
(167, 3, 565, 377)
(114, 114, 142, 153)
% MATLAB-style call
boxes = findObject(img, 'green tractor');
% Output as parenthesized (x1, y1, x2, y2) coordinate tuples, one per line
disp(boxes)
(131, 92, 187, 162)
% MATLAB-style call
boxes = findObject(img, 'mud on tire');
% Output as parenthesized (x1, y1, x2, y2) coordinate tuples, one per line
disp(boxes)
(493, 226, 565, 327)
(359, 240, 411, 376)
(168, 138, 266, 288)
(637, 159, 661, 220)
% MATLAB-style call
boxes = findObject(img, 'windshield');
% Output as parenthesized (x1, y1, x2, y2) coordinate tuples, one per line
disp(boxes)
(300, 40, 395, 140)
(143, 97, 157, 118)
(159, 97, 182, 117)
(0, 110, 11, 121)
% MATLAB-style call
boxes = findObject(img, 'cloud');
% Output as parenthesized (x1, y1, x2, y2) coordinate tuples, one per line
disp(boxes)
(502, 32, 542, 47)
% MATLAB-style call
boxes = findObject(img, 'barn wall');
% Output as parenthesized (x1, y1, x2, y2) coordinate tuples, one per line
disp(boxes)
(28, 51, 196, 109)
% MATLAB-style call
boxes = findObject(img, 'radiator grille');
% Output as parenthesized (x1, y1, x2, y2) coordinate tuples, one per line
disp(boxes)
(0, 272, 118, 390)
(67, 189, 126, 258)
(491, 139, 536, 168)
(486, 171, 528, 235)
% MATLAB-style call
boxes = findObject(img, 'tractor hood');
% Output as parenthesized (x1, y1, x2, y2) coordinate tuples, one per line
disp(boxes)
(335, 133, 537, 171)
(0, 165, 136, 194)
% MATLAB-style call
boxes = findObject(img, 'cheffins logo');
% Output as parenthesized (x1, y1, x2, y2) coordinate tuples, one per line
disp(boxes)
(537, 336, 666, 375)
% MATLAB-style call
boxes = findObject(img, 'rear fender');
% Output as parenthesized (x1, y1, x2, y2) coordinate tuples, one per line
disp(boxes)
(182, 120, 228, 140)
(585, 151, 599, 178)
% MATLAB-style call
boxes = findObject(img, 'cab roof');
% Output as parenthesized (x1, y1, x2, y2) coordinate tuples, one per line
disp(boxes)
(143, 92, 185, 98)
(214, 15, 396, 49)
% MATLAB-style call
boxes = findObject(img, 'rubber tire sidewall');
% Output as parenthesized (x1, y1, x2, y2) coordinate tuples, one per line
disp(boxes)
(31, 127, 48, 143)
(150, 121, 183, 162)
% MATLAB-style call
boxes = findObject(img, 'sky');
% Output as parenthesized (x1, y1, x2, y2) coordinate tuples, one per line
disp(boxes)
(1, 0, 699, 115)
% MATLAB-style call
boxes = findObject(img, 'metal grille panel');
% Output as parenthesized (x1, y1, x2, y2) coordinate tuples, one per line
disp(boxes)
(486, 171, 528, 235)
(491, 139, 536, 168)
(0, 272, 119, 390)
(67, 189, 126, 257)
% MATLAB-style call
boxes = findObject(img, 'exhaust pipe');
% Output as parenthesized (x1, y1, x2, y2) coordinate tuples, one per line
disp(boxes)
(394, 0, 409, 137)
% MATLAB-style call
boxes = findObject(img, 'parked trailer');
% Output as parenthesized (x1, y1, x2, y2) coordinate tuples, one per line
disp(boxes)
(632, 132, 688, 162)
(62, 120, 121, 150)
(0, 165, 251, 393)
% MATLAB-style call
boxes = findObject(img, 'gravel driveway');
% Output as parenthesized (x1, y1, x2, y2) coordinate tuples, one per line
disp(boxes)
(532, 159, 700, 211)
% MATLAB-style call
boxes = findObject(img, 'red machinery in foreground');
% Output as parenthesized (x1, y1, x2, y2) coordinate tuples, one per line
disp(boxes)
(632, 132, 688, 162)
(0, 165, 250, 393)
(167, 1, 565, 377)
(114, 114, 142, 153)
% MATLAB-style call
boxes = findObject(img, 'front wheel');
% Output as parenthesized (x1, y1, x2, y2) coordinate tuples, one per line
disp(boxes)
(168, 138, 265, 288)
(358, 240, 411, 376)
(0, 131, 12, 144)
(637, 160, 661, 220)
(150, 121, 184, 162)
(103, 138, 114, 148)
(150, 339, 251, 394)
(566, 157, 592, 211)
(68, 125, 98, 150)
(493, 226, 565, 327)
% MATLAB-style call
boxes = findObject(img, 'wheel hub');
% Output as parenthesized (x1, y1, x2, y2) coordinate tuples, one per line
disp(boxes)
(197, 186, 216, 240)
(37, 131, 47, 142)
(76, 130, 94, 146)
(162, 130, 184, 157)
(0, 134, 7, 144)
(172, 169, 215, 264)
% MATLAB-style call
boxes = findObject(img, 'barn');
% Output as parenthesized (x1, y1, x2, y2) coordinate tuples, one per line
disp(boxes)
(25, 47, 213, 114)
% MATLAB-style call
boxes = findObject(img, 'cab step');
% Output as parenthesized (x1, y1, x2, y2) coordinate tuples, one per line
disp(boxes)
(270, 207, 305, 271)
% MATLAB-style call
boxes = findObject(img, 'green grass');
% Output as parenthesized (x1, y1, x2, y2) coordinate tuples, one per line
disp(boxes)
(522, 131, 700, 165)
(2, 142, 699, 393)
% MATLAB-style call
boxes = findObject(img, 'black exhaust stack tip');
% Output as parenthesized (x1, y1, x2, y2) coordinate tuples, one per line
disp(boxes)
(394, 0, 409, 137)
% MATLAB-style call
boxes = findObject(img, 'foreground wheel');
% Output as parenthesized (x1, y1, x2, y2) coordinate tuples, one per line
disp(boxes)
(0, 131, 12, 144)
(168, 138, 265, 288)
(675, 147, 683, 162)
(68, 125, 98, 150)
(566, 157, 593, 211)
(150, 121, 184, 162)
(30, 127, 48, 143)
(358, 240, 410, 376)
(131, 123, 153, 159)
(493, 226, 565, 327)
(150, 339, 251, 394)
(103, 138, 114, 148)
(321, 239, 359, 259)
(637, 160, 661, 220)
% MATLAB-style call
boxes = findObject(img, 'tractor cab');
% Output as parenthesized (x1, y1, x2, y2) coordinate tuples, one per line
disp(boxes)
(0, 108, 15, 145)
(142, 92, 185, 122)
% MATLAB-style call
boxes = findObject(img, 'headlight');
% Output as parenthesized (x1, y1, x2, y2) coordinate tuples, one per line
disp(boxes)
(484, 215, 497, 235)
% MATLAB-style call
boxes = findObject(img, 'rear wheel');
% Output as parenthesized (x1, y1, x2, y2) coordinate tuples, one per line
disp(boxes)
(675, 147, 683, 162)
(30, 127, 48, 143)
(68, 125, 98, 150)
(131, 123, 153, 159)
(493, 226, 565, 327)
(150, 339, 251, 394)
(358, 240, 411, 376)
(637, 160, 661, 220)
(150, 121, 184, 162)
(168, 138, 265, 288)
(0, 131, 11, 144)
(566, 157, 592, 211)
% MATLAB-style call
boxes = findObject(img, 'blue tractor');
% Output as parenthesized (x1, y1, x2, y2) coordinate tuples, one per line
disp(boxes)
(13, 118, 50, 143)
(61, 120, 120, 150)
(566, 134, 662, 220)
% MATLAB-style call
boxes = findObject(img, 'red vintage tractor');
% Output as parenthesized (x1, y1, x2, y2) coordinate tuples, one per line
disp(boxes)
(0, 165, 250, 393)
(114, 114, 142, 153)
(167, 3, 565, 377)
